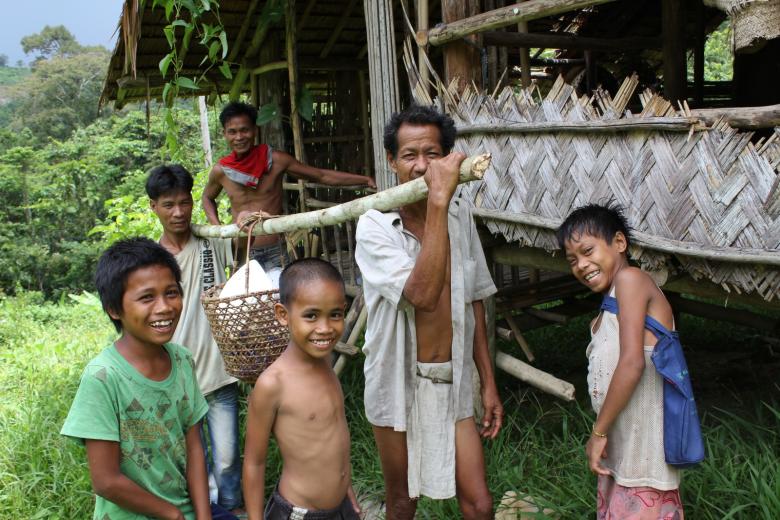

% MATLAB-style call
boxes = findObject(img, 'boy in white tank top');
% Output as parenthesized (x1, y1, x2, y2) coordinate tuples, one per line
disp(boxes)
(557, 204, 685, 519)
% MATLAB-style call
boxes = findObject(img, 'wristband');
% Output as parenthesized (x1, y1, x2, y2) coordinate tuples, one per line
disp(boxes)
(591, 426, 607, 438)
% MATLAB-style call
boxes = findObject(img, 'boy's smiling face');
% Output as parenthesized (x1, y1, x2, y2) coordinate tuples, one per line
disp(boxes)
(564, 231, 628, 293)
(110, 264, 183, 349)
(275, 279, 346, 360)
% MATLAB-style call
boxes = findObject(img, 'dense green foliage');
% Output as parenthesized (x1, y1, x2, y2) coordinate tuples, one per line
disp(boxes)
(0, 27, 228, 299)
(1, 296, 778, 518)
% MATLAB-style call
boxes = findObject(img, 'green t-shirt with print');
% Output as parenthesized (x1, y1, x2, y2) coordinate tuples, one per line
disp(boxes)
(61, 343, 209, 520)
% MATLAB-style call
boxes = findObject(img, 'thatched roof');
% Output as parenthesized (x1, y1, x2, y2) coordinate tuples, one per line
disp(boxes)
(101, 0, 403, 107)
(102, 0, 735, 108)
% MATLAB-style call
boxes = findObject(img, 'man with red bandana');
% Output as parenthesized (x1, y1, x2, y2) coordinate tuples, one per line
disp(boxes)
(203, 102, 376, 269)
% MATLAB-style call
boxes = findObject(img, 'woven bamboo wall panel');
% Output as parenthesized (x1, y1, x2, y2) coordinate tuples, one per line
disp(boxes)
(443, 76, 780, 301)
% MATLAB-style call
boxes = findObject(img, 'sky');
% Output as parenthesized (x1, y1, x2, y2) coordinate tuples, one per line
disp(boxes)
(0, 0, 125, 65)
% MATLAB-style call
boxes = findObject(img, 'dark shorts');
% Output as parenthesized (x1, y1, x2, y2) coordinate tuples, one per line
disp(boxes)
(251, 242, 289, 271)
(264, 487, 359, 520)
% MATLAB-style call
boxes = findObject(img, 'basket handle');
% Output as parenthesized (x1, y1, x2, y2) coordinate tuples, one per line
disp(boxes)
(243, 219, 259, 295)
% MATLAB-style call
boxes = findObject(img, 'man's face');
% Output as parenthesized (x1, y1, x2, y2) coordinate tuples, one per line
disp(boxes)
(223, 114, 258, 156)
(387, 123, 444, 184)
(150, 190, 193, 236)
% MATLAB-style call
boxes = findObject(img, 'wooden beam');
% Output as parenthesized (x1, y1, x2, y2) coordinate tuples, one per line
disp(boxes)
(667, 293, 779, 334)
(688, 104, 780, 130)
(226, 0, 261, 63)
(482, 31, 662, 51)
(442, 0, 482, 93)
(297, 0, 317, 32)
(423, 0, 618, 47)
(495, 350, 575, 401)
(457, 117, 697, 134)
(662, 0, 686, 104)
(693, 0, 705, 106)
(286, 0, 305, 161)
(490, 243, 780, 310)
(228, 0, 281, 100)
(320, 0, 360, 58)
(478, 209, 780, 266)
(250, 61, 288, 76)
(417, 0, 430, 96)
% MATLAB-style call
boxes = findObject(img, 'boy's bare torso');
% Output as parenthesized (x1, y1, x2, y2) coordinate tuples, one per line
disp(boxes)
(263, 354, 351, 509)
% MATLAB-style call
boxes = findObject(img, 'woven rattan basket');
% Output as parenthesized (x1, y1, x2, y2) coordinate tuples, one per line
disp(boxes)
(201, 220, 289, 383)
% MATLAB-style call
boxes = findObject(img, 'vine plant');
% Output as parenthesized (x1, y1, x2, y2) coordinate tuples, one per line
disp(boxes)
(147, 0, 232, 159)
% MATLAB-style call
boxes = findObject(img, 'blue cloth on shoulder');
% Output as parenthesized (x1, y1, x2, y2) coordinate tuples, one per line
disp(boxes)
(601, 295, 705, 468)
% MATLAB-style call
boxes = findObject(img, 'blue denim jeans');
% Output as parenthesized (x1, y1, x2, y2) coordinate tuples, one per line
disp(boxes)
(202, 382, 243, 510)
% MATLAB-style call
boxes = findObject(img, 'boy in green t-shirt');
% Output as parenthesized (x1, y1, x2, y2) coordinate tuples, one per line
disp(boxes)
(61, 238, 234, 520)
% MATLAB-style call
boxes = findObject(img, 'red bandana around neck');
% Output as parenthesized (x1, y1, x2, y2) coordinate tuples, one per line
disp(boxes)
(218, 144, 273, 189)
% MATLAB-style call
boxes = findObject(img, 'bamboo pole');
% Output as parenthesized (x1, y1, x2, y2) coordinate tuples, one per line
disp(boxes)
(496, 350, 575, 401)
(191, 154, 491, 239)
(457, 117, 699, 134)
(474, 208, 780, 266)
(286, 0, 305, 161)
(482, 31, 662, 52)
(422, 0, 618, 47)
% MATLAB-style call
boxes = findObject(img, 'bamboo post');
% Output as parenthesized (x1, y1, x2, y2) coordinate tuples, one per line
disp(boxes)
(495, 350, 575, 401)
(417, 0, 430, 96)
(191, 154, 491, 239)
(364, 0, 401, 190)
(334, 304, 369, 376)
(662, 0, 686, 104)
(442, 0, 482, 93)
(358, 70, 371, 176)
(197, 96, 213, 167)
(504, 314, 536, 362)
(286, 0, 305, 161)
(517, 0, 531, 89)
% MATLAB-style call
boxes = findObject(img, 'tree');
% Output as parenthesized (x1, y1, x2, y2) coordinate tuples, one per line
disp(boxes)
(21, 25, 82, 63)
(0, 54, 8, 67)
(8, 50, 110, 141)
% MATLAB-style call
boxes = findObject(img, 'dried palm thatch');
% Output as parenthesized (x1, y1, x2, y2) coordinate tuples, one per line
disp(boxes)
(412, 72, 780, 302)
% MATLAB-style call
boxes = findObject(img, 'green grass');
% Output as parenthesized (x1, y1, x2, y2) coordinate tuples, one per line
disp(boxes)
(1, 292, 779, 518)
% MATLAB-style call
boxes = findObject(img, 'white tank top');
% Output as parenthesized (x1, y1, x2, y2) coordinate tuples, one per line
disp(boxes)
(586, 290, 680, 490)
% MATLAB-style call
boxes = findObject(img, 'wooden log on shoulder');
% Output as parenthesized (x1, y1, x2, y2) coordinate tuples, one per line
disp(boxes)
(496, 350, 575, 401)
(192, 154, 491, 239)
(422, 0, 618, 47)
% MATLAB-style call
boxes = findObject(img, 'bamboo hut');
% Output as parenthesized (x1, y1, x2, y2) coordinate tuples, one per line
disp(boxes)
(100, 0, 780, 398)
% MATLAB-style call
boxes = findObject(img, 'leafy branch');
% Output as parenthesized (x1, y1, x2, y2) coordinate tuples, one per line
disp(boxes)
(147, 0, 232, 158)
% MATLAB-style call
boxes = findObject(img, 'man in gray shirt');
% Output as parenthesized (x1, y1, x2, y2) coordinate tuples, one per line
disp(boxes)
(355, 105, 503, 520)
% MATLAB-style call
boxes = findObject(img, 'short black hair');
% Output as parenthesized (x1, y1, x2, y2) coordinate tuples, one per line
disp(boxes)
(279, 258, 345, 306)
(95, 237, 182, 332)
(145, 164, 194, 199)
(219, 101, 258, 128)
(556, 203, 632, 250)
(383, 104, 457, 158)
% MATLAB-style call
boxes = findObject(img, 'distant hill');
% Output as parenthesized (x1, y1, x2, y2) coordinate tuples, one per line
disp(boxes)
(0, 66, 30, 87)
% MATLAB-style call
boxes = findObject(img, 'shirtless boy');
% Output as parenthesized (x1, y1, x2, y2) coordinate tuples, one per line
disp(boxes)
(243, 258, 360, 520)
(355, 104, 502, 519)
(202, 102, 376, 269)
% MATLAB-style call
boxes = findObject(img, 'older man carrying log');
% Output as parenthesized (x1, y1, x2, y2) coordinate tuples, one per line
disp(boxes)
(355, 105, 503, 520)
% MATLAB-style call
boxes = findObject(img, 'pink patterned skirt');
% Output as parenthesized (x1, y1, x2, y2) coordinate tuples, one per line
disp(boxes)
(597, 475, 684, 520)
